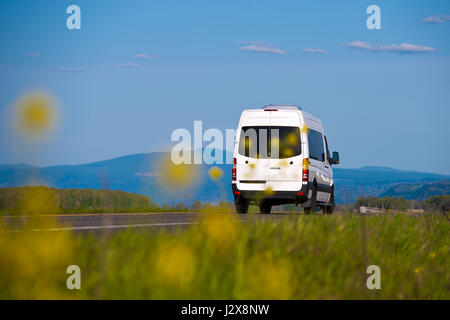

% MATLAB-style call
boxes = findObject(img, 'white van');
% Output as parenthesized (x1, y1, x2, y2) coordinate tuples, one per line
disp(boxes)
(232, 105, 339, 214)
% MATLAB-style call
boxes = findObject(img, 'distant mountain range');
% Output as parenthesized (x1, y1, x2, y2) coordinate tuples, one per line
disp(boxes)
(380, 180, 449, 201)
(0, 152, 448, 204)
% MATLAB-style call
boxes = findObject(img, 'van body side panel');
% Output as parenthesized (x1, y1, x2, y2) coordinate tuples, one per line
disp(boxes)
(304, 119, 330, 202)
(321, 135, 334, 203)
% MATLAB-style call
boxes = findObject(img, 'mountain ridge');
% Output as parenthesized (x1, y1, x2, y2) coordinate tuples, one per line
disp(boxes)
(0, 152, 448, 204)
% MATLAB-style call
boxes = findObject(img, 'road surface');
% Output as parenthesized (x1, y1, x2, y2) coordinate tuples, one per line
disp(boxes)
(1, 212, 301, 234)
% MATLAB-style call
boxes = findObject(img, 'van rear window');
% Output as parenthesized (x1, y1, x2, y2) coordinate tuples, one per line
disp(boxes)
(238, 126, 301, 159)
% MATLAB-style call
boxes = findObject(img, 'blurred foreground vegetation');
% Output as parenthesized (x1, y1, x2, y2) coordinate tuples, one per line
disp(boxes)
(0, 214, 448, 299)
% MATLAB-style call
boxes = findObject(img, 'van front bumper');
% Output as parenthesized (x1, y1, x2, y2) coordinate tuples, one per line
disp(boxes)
(231, 182, 313, 205)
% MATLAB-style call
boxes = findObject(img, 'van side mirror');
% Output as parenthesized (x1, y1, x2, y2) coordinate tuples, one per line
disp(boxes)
(331, 151, 340, 165)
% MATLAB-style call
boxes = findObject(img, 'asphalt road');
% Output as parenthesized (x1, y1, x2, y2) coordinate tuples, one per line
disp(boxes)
(1, 212, 300, 234)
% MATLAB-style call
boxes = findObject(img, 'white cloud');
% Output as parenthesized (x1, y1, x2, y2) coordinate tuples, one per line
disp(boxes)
(135, 53, 159, 59)
(24, 53, 41, 57)
(135, 172, 161, 177)
(345, 41, 436, 53)
(115, 63, 138, 67)
(58, 67, 87, 72)
(236, 41, 286, 55)
(301, 48, 328, 54)
(234, 40, 265, 46)
(424, 14, 450, 23)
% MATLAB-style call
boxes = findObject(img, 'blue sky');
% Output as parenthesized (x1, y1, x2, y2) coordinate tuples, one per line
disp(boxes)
(0, 0, 449, 174)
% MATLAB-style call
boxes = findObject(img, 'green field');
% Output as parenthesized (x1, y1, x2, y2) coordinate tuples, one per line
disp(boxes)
(1, 213, 448, 299)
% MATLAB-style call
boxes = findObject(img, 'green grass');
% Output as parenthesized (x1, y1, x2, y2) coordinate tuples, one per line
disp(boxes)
(0, 214, 449, 299)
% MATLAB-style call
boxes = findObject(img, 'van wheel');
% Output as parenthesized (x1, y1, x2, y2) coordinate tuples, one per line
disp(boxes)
(304, 185, 317, 214)
(324, 189, 335, 215)
(234, 198, 249, 214)
(259, 200, 272, 214)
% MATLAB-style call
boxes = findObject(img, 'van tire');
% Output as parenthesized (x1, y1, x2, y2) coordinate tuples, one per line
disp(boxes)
(235, 198, 249, 214)
(324, 189, 335, 214)
(304, 185, 317, 214)
(259, 200, 272, 214)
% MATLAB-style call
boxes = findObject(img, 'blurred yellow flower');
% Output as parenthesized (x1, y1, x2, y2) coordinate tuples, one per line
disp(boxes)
(301, 124, 309, 134)
(279, 159, 289, 167)
(244, 138, 252, 150)
(208, 166, 223, 181)
(14, 92, 57, 139)
(428, 252, 436, 259)
(154, 242, 196, 286)
(286, 133, 298, 145)
(158, 157, 198, 189)
(201, 214, 239, 249)
(282, 147, 294, 158)
(414, 266, 424, 274)
(0, 228, 75, 299)
(264, 186, 274, 196)
(20, 186, 59, 215)
(242, 256, 293, 299)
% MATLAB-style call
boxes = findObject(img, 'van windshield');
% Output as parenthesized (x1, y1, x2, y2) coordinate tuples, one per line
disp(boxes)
(238, 126, 301, 159)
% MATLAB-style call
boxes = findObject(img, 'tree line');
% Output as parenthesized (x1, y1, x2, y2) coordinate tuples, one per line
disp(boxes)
(0, 186, 233, 215)
(354, 195, 449, 212)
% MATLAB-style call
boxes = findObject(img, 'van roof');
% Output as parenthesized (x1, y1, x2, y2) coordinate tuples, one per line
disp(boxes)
(263, 104, 302, 111)
(241, 105, 324, 132)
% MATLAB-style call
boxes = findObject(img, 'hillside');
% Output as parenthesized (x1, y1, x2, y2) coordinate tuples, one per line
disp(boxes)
(0, 152, 447, 204)
(380, 180, 450, 200)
